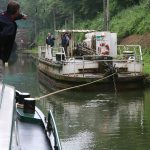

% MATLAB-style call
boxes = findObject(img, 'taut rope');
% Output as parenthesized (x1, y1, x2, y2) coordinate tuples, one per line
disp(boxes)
(34, 72, 117, 100)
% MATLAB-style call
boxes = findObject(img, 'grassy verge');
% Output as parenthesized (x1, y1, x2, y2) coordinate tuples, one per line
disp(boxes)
(143, 52, 150, 74)
(22, 47, 38, 54)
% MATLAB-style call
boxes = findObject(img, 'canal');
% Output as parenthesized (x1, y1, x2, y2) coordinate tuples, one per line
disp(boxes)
(4, 54, 150, 150)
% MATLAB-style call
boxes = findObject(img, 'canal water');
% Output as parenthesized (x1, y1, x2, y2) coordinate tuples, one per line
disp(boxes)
(4, 54, 150, 150)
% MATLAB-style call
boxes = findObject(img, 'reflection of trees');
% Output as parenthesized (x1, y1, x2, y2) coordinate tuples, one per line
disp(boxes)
(6, 54, 36, 74)
(40, 90, 146, 149)
(8, 42, 18, 65)
(5, 54, 39, 97)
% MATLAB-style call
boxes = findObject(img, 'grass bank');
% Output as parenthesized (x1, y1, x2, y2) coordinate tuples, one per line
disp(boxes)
(143, 52, 150, 74)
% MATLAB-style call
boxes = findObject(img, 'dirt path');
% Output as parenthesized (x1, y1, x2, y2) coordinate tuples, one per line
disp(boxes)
(120, 33, 150, 49)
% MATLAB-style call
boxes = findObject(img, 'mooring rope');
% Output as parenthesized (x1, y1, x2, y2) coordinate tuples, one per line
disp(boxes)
(112, 73, 117, 95)
(34, 72, 117, 101)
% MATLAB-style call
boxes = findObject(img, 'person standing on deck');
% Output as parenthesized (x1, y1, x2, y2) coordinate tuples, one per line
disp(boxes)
(0, 1, 27, 81)
(61, 33, 70, 56)
(46, 32, 55, 47)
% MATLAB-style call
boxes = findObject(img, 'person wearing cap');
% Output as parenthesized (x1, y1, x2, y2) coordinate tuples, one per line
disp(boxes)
(0, 0, 27, 81)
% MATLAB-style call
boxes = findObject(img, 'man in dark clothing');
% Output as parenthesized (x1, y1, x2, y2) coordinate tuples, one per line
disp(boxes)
(61, 33, 69, 56)
(46, 32, 55, 47)
(0, 1, 27, 80)
(0, 1, 27, 63)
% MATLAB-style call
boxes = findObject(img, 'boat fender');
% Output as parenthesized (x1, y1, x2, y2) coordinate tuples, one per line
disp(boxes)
(98, 43, 109, 55)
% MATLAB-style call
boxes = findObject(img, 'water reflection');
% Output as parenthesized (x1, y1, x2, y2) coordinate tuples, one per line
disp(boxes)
(4, 53, 150, 150)
(4, 53, 39, 96)
(39, 88, 145, 150)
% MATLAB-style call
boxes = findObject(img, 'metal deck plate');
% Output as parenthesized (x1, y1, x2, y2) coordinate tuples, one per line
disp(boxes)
(16, 119, 52, 150)
(0, 83, 15, 150)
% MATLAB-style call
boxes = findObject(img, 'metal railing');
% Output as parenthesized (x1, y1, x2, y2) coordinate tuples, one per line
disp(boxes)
(48, 110, 62, 150)
(117, 45, 143, 62)
(38, 45, 143, 75)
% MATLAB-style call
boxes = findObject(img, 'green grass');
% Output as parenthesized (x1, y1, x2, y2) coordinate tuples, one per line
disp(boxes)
(23, 48, 38, 54)
(144, 64, 150, 74)
(34, 2, 150, 75)
(143, 52, 150, 74)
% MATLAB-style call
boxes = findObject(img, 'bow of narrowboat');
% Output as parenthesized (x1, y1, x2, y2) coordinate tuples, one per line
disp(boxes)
(0, 83, 62, 150)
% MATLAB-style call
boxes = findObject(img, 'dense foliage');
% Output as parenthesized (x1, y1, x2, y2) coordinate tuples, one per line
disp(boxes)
(0, 0, 150, 42)
(1, 0, 150, 73)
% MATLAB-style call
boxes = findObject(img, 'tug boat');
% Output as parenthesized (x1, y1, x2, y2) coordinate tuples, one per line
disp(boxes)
(38, 30, 144, 91)
(0, 83, 62, 150)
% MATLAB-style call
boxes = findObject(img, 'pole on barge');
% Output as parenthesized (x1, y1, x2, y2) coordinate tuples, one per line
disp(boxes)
(103, 0, 109, 31)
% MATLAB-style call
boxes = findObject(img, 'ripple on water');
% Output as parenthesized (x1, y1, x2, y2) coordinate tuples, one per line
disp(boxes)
(83, 99, 114, 108)
(61, 131, 94, 150)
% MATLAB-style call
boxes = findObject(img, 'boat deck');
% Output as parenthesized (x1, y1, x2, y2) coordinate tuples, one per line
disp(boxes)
(0, 83, 15, 150)
(14, 119, 52, 150)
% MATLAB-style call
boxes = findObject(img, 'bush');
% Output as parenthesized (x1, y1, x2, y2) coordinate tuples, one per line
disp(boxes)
(110, 5, 146, 38)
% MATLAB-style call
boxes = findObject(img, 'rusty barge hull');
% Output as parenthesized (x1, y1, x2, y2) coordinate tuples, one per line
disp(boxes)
(38, 59, 144, 91)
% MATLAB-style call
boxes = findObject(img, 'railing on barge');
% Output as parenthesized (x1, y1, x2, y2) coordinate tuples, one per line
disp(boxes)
(38, 45, 143, 76)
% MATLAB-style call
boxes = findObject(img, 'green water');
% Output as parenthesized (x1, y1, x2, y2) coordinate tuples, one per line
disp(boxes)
(4, 54, 150, 150)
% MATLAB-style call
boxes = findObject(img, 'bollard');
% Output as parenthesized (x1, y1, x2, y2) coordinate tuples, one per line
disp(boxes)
(15, 90, 22, 103)
(23, 98, 35, 114)
(18, 92, 30, 104)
